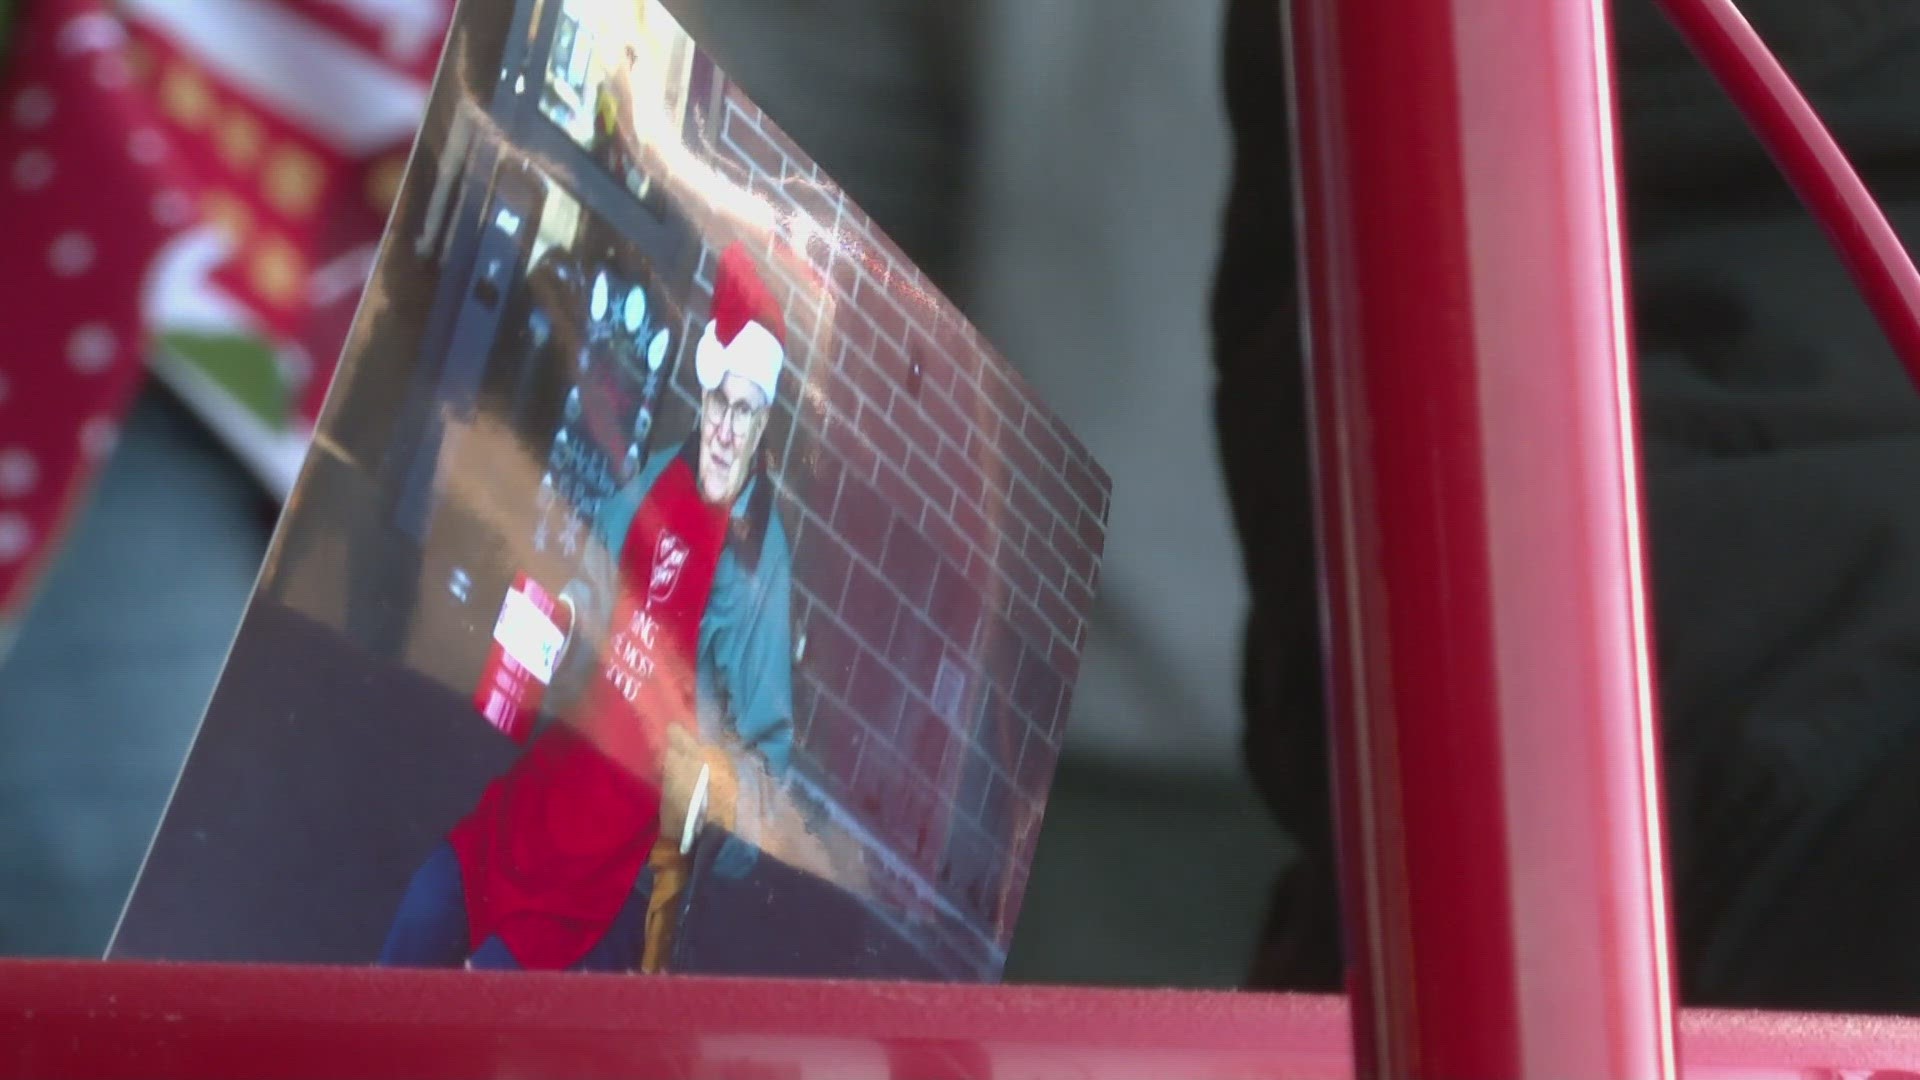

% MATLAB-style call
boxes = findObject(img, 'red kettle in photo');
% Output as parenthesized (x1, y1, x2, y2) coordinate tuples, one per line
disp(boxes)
(473, 572, 575, 744)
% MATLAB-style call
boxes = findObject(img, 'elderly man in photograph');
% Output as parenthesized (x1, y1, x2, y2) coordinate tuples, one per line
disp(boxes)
(380, 242, 796, 973)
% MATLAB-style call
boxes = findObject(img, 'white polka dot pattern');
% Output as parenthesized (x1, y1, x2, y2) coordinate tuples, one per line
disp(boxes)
(11, 87, 54, 130)
(0, 451, 37, 499)
(129, 128, 167, 166)
(80, 417, 120, 461)
(49, 232, 96, 277)
(0, 514, 31, 563)
(12, 149, 53, 191)
(67, 324, 117, 374)
(153, 189, 194, 228)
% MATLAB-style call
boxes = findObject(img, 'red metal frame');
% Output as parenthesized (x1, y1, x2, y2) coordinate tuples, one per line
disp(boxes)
(1288, 0, 1673, 1074)
(7, 961, 1920, 1078)
(8, 0, 1920, 1076)
(1653, 0, 1920, 384)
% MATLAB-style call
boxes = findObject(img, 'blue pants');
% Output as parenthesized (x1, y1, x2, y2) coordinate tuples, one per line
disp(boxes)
(378, 842, 650, 972)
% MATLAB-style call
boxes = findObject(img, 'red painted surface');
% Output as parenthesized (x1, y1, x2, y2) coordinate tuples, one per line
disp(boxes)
(1287, 0, 1675, 1075)
(1654, 0, 1920, 388)
(4, 962, 1920, 1079)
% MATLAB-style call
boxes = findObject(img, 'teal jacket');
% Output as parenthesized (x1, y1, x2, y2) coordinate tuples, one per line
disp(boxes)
(557, 438, 795, 876)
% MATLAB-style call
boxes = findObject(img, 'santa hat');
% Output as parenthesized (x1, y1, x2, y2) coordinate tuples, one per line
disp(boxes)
(695, 243, 785, 405)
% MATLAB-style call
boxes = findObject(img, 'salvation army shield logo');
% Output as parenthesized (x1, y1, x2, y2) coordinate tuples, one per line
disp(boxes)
(649, 530, 690, 603)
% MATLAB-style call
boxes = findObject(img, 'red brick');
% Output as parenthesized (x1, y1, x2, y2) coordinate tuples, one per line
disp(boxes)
(848, 648, 909, 736)
(934, 441, 986, 509)
(872, 459, 927, 527)
(974, 687, 1024, 767)
(853, 273, 912, 348)
(941, 375, 986, 429)
(1024, 532, 1068, 593)
(900, 698, 960, 789)
(900, 448, 956, 520)
(831, 303, 879, 361)
(819, 361, 864, 425)
(920, 509, 978, 571)
(890, 390, 938, 451)
(955, 746, 999, 817)
(807, 692, 869, 786)
(1063, 575, 1096, 625)
(887, 611, 948, 701)
(1007, 595, 1053, 653)
(722, 113, 787, 177)
(821, 410, 878, 493)
(858, 399, 910, 471)
(1031, 465, 1079, 531)
(1055, 517, 1100, 590)
(793, 369, 832, 429)
(963, 419, 1004, 483)
(800, 608, 860, 697)
(1014, 727, 1060, 798)
(918, 383, 972, 454)
(889, 778, 943, 869)
(907, 327, 958, 397)
(842, 552, 901, 639)
(880, 516, 941, 610)
(1001, 434, 1046, 496)
(791, 518, 854, 614)
(978, 612, 1024, 677)
(992, 539, 1041, 600)
(829, 251, 861, 299)
(855, 217, 924, 299)
(1048, 641, 1082, 698)
(1076, 498, 1109, 549)
(1010, 645, 1064, 728)
(850, 739, 903, 821)
(833, 339, 889, 410)
(933, 319, 984, 387)
(785, 295, 824, 352)
(926, 558, 987, 654)
(948, 496, 996, 563)
(1036, 584, 1080, 647)
(1064, 455, 1104, 517)
(784, 422, 844, 506)
(1022, 407, 1070, 472)
(977, 361, 1026, 427)
(975, 768, 1020, 846)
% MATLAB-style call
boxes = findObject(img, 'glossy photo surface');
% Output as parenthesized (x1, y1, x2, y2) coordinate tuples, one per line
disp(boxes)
(109, 0, 1110, 982)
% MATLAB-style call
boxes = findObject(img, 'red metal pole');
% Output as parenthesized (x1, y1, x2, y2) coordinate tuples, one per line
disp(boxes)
(1285, 0, 1677, 1075)
(1653, 0, 1920, 387)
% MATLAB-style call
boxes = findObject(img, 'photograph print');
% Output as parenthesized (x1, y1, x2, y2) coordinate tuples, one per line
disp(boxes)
(111, 0, 1111, 983)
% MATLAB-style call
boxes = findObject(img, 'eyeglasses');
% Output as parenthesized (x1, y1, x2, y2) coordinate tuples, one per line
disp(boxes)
(702, 389, 766, 437)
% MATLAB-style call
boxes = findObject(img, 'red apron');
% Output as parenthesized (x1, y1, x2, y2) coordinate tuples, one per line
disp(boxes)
(448, 455, 731, 969)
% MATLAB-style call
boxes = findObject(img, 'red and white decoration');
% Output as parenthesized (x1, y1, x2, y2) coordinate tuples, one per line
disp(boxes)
(695, 243, 787, 404)
(0, 0, 452, 652)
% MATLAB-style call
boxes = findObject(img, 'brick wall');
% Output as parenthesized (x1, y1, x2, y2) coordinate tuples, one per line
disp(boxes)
(656, 74, 1111, 976)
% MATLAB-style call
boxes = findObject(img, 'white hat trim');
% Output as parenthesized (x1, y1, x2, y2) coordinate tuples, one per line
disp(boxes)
(695, 319, 783, 406)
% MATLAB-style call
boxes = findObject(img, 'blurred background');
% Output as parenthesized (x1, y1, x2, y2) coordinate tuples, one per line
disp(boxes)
(0, 0, 1287, 986)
